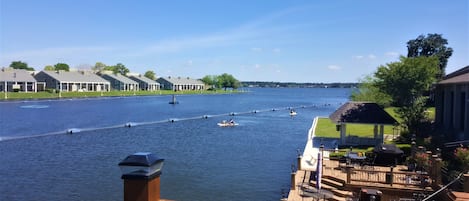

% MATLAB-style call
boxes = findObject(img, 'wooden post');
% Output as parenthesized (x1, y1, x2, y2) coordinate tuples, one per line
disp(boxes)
(434, 158, 442, 186)
(390, 166, 394, 186)
(464, 174, 469, 193)
(346, 166, 353, 184)
(297, 155, 302, 171)
(291, 171, 296, 190)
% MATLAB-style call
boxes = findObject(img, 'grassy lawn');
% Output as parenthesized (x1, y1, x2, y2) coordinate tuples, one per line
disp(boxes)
(1, 89, 240, 100)
(315, 117, 395, 138)
(384, 107, 435, 123)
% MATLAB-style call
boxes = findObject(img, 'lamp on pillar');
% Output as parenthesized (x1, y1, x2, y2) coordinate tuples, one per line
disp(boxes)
(118, 152, 165, 201)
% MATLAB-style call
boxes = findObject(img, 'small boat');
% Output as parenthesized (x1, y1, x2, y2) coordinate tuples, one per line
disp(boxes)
(217, 120, 238, 127)
(289, 110, 297, 116)
(67, 128, 81, 134)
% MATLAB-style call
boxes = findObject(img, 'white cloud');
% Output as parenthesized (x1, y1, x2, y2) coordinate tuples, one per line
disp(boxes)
(327, 65, 341, 71)
(353, 55, 364, 60)
(186, 60, 193, 66)
(254, 64, 261, 69)
(251, 47, 262, 52)
(272, 48, 281, 53)
(368, 54, 376, 59)
(385, 52, 399, 57)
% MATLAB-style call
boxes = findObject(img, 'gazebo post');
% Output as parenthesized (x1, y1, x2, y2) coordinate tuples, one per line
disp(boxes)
(340, 123, 347, 145)
(379, 124, 384, 144)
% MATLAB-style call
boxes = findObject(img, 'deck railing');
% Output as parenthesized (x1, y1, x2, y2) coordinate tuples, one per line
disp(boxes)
(349, 166, 430, 187)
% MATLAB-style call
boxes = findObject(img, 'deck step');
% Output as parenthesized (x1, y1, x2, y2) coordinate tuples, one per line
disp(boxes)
(322, 178, 344, 189)
(310, 181, 353, 198)
(324, 175, 346, 184)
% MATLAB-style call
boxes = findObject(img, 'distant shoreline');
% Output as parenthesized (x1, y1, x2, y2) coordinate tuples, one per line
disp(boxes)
(0, 89, 242, 101)
(241, 81, 358, 88)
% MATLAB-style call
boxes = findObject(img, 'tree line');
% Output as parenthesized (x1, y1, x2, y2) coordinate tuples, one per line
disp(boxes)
(351, 33, 453, 140)
(201, 73, 240, 90)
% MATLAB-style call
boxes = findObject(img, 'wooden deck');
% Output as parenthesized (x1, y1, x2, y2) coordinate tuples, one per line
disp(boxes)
(286, 159, 432, 201)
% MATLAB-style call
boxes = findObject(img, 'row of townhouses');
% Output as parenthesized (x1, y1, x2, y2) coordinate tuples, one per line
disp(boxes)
(0, 69, 205, 92)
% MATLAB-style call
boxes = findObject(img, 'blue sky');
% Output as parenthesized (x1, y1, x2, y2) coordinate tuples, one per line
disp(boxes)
(1, 0, 468, 82)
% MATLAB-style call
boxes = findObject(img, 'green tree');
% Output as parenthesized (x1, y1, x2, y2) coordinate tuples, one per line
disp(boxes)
(374, 56, 439, 106)
(217, 73, 240, 90)
(407, 33, 453, 79)
(92, 62, 107, 72)
(201, 75, 218, 89)
(144, 70, 156, 80)
(374, 56, 439, 137)
(10, 61, 35, 71)
(44, 65, 55, 71)
(54, 63, 70, 71)
(110, 63, 129, 75)
(350, 75, 392, 107)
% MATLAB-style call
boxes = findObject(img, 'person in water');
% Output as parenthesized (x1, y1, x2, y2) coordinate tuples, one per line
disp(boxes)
(229, 119, 234, 124)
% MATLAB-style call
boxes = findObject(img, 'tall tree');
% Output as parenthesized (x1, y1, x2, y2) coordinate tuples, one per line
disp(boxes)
(10, 61, 35, 71)
(44, 65, 55, 71)
(407, 33, 453, 79)
(201, 75, 218, 89)
(54, 63, 70, 71)
(217, 73, 240, 90)
(374, 56, 439, 137)
(350, 75, 392, 107)
(374, 56, 439, 107)
(111, 63, 129, 75)
(144, 70, 156, 80)
(92, 62, 107, 72)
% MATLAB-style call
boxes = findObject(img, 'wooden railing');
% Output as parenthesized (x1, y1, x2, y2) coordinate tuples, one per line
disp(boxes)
(348, 166, 431, 188)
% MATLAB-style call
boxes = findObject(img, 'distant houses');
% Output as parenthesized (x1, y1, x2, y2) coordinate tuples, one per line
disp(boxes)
(100, 72, 139, 91)
(1, 67, 206, 94)
(129, 75, 160, 91)
(157, 76, 205, 91)
(434, 65, 469, 140)
(0, 69, 38, 92)
(34, 70, 111, 92)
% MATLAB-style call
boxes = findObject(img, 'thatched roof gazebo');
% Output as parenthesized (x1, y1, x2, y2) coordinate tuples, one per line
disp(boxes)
(329, 102, 398, 146)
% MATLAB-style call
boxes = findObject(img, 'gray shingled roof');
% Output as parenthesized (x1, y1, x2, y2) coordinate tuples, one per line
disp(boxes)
(159, 76, 204, 85)
(40, 71, 109, 83)
(439, 65, 469, 84)
(329, 102, 397, 125)
(0, 69, 37, 82)
(130, 75, 160, 84)
(102, 73, 138, 84)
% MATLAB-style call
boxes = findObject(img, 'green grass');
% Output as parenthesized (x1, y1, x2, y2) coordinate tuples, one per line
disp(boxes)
(315, 117, 394, 138)
(1, 89, 240, 100)
(384, 107, 402, 123)
(384, 107, 435, 123)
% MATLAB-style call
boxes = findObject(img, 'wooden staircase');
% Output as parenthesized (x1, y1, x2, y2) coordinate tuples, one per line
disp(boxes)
(309, 175, 354, 201)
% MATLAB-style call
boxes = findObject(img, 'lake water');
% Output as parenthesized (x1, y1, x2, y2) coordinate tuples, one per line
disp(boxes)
(0, 88, 350, 201)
